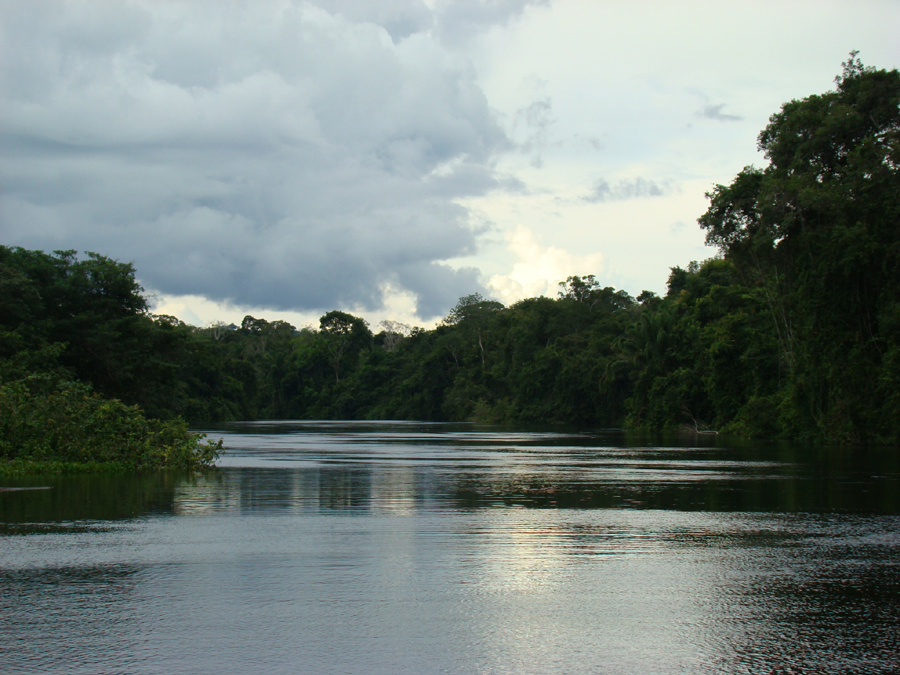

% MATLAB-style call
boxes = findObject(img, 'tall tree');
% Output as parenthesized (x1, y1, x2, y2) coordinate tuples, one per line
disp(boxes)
(319, 311, 372, 382)
(698, 54, 900, 442)
(443, 294, 503, 370)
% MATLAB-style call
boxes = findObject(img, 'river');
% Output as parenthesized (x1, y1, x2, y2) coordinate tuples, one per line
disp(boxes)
(2, 422, 899, 674)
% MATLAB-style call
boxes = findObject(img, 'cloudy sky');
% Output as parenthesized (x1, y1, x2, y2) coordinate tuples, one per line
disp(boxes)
(2, 0, 898, 328)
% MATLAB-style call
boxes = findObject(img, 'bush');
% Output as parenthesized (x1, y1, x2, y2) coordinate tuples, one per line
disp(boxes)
(0, 375, 221, 473)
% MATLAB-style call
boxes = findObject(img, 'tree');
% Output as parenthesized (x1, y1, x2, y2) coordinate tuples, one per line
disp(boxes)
(697, 54, 900, 442)
(558, 275, 600, 303)
(207, 321, 231, 341)
(0, 247, 156, 403)
(443, 293, 504, 326)
(378, 320, 411, 352)
(319, 311, 372, 382)
(443, 294, 504, 369)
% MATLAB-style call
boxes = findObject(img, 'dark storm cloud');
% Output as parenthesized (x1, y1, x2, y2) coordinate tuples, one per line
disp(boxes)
(0, 0, 532, 319)
(584, 177, 670, 203)
(396, 262, 484, 319)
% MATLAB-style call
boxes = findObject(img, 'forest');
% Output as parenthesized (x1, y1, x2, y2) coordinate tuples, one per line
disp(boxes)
(2, 56, 898, 465)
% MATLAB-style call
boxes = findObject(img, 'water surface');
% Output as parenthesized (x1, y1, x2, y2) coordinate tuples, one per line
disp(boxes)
(2, 422, 899, 674)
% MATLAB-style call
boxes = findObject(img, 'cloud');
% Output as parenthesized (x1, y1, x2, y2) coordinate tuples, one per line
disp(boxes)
(512, 96, 554, 167)
(310, 0, 434, 42)
(696, 103, 742, 122)
(584, 177, 672, 203)
(433, 0, 551, 46)
(307, 0, 550, 45)
(0, 0, 523, 319)
(487, 225, 604, 305)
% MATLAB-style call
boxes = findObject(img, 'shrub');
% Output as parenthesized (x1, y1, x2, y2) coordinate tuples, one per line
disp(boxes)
(0, 375, 221, 472)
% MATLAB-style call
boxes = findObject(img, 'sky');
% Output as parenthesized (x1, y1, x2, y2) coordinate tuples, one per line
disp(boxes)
(2, 0, 898, 330)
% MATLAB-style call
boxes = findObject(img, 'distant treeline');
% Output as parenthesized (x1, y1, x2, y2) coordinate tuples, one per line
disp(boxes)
(2, 56, 898, 446)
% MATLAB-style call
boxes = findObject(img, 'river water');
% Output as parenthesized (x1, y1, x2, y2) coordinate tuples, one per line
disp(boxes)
(2, 422, 899, 674)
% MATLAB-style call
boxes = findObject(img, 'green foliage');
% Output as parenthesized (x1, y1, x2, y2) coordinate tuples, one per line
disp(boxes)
(695, 55, 900, 443)
(319, 311, 373, 382)
(443, 293, 504, 326)
(0, 376, 220, 472)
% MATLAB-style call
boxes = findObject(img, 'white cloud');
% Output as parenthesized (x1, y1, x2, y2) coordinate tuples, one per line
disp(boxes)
(488, 224, 604, 305)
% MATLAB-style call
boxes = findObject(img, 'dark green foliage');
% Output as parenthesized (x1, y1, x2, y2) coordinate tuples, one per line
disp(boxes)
(696, 55, 900, 443)
(0, 376, 220, 474)
(319, 311, 373, 382)
(0, 247, 222, 471)
(0, 246, 198, 419)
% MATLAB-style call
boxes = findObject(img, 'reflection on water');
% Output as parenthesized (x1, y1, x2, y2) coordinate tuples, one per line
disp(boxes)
(2, 422, 899, 674)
